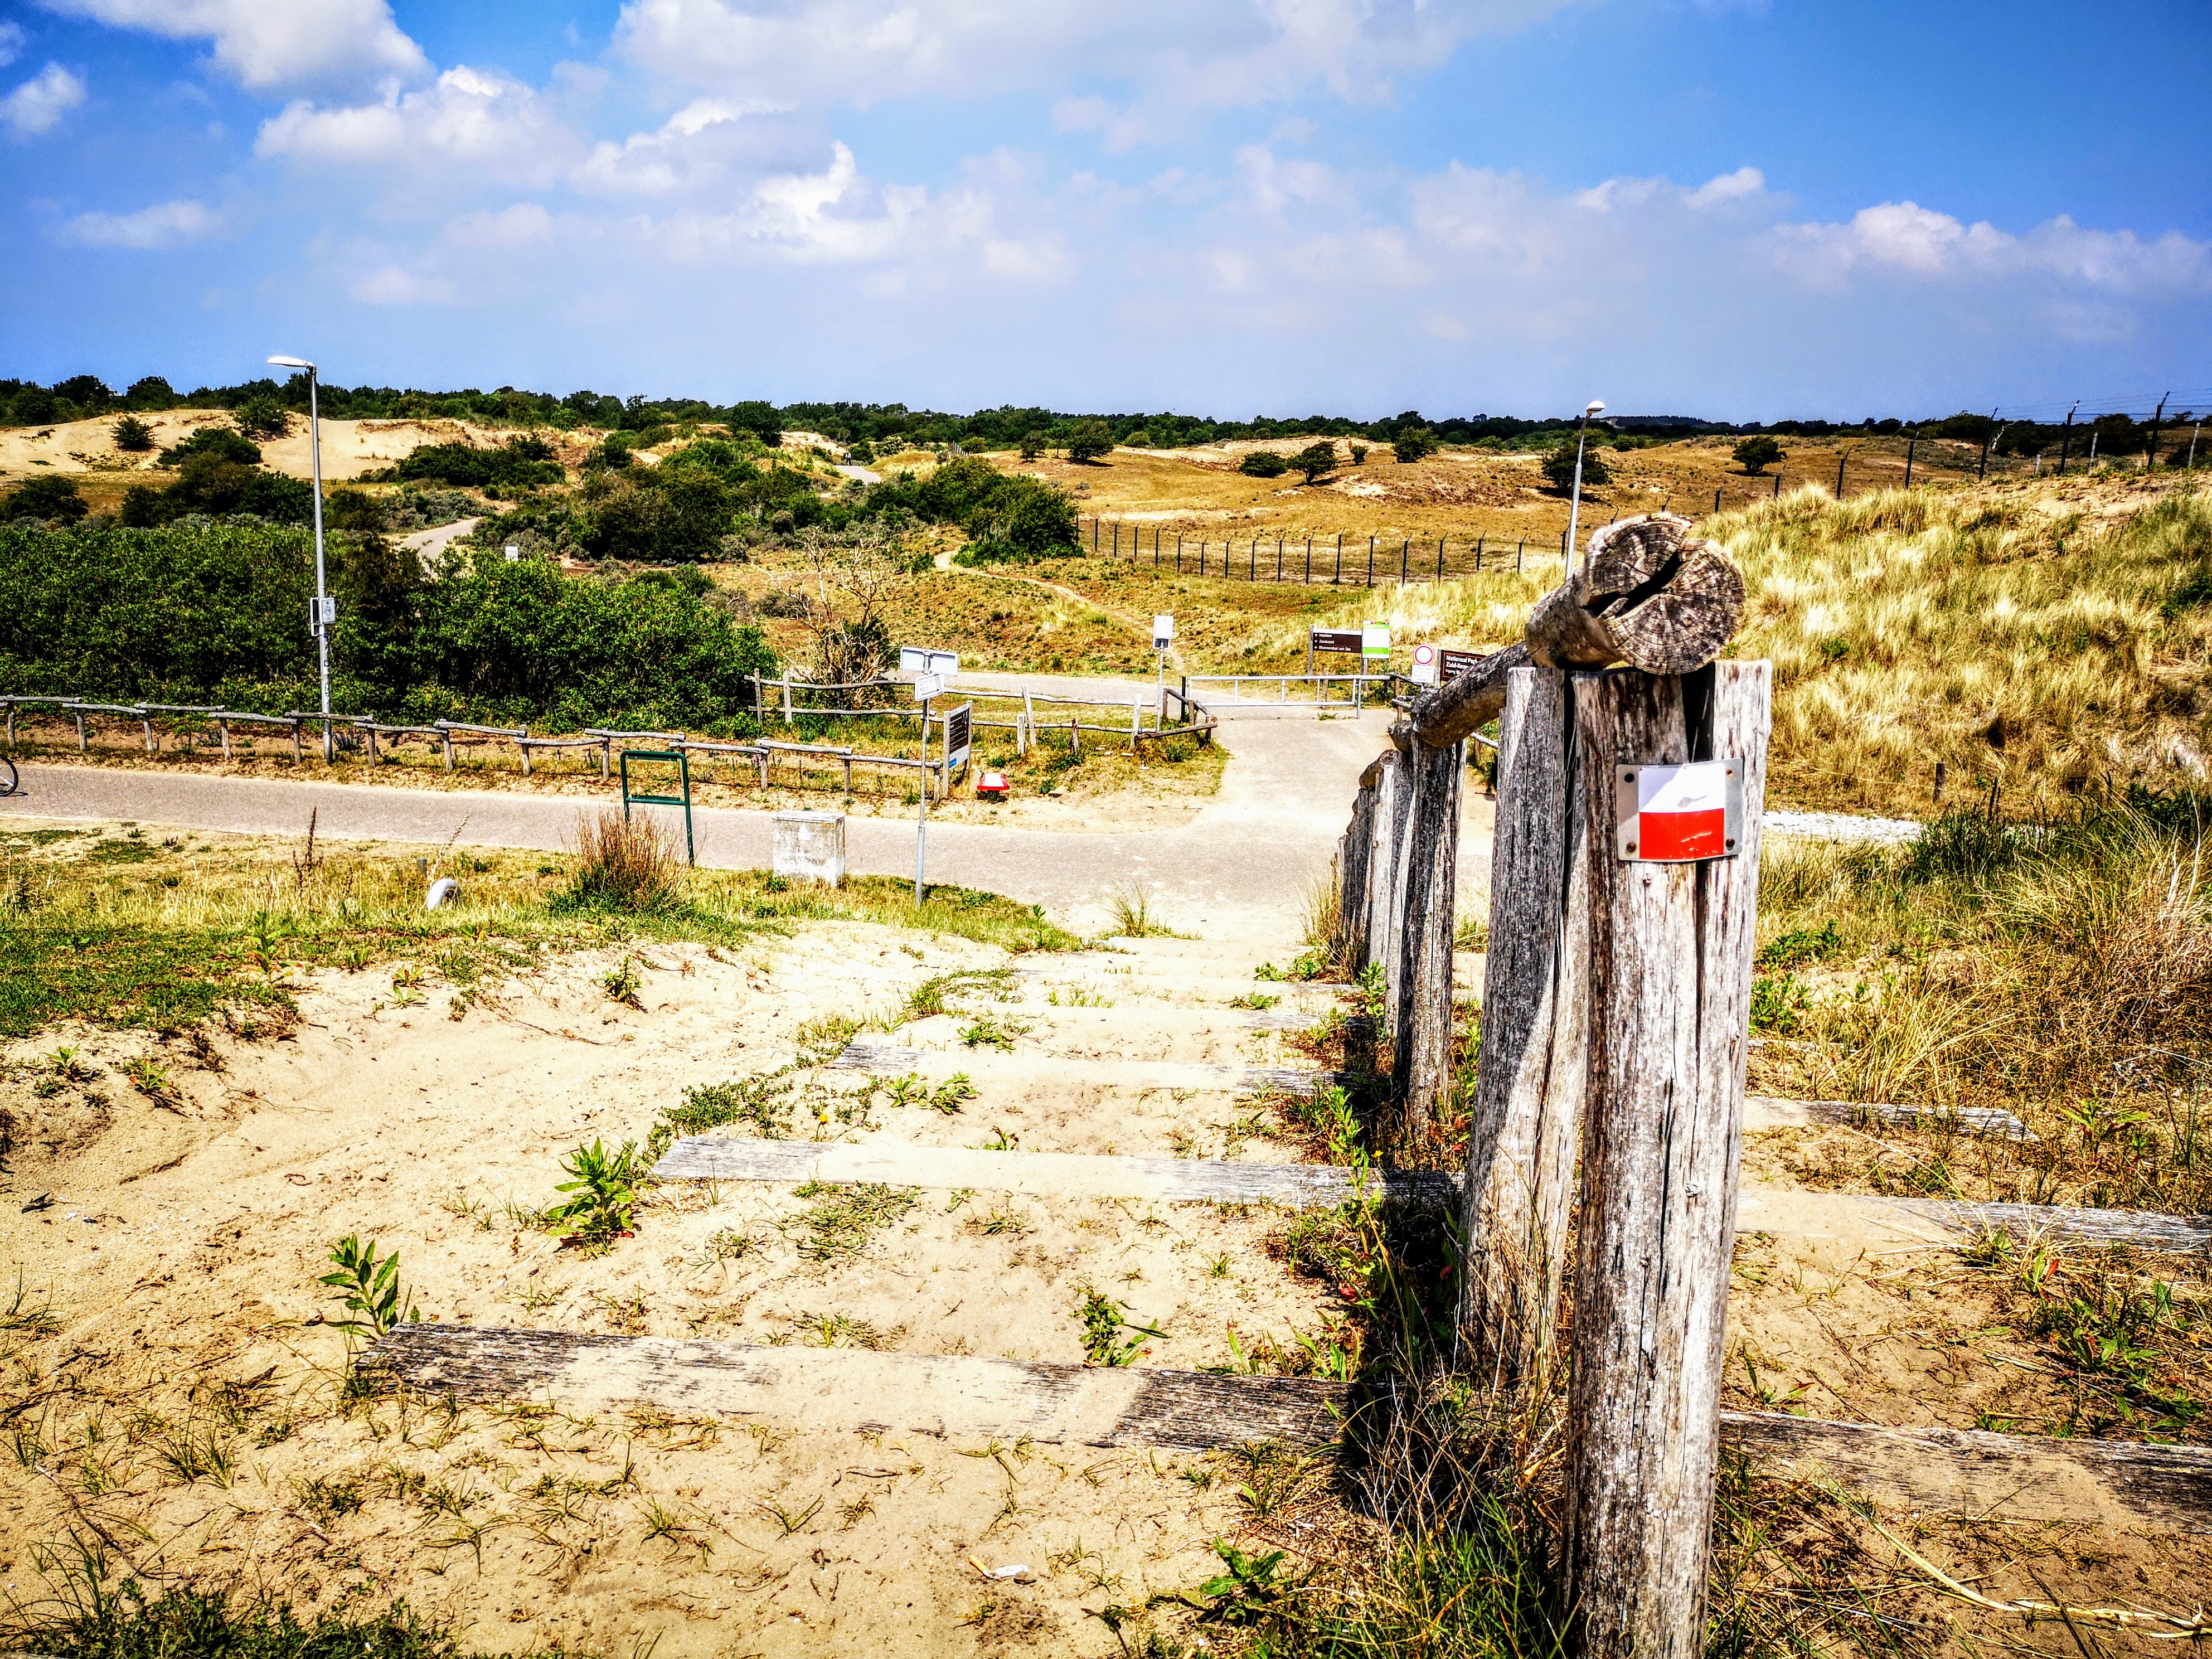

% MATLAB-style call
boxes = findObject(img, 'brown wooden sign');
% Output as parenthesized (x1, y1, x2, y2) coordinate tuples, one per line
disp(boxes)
(1440, 649, 1486, 682)
(1309, 628, 1365, 654)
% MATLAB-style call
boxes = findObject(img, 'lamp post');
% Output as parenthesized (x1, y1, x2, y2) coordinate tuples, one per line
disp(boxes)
(1569, 399, 1605, 576)
(268, 355, 330, 742)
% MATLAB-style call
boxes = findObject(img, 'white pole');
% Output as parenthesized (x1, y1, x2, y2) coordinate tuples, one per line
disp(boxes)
(915, 698, 930, 903)
(1569, 400, 1603, 578)
(308, 370, 328, 724)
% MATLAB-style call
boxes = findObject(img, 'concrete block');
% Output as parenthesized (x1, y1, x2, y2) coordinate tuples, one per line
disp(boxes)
(773, 810, 846, 886)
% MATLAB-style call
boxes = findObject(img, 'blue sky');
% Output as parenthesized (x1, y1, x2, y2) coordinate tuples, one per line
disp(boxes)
(3, 0, 2206, 420)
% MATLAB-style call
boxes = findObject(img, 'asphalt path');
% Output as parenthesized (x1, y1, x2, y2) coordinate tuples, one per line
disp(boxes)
(0, 698, 1416, 938)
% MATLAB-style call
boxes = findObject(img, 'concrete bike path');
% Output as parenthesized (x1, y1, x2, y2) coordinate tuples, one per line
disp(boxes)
(0, 704, 1454, 937)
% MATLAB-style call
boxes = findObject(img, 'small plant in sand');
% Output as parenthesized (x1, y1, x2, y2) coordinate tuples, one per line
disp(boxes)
(1107, 885, 1180, 938)
(560, 808, 681, 913)
(547, 1139, 644, 1246)
(601, 956, 644, 1007)
(1074, 1287, 1168, 1367)
(320, 1236, 415, 1345)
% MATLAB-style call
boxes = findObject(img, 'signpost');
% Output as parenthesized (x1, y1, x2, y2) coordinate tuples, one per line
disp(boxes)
(1613, 760, 1744, 862)
(1410, 643, 1439, 687)
(943, 702, 972, 777)
(1154, 614, 1175, 716)
(1440, 648, 1485, 683)
(619, 748, 696, 866)
(1307, 626, 1364, 674)
(899, 646, 959, 679)
(1361, 622, 1391, 665)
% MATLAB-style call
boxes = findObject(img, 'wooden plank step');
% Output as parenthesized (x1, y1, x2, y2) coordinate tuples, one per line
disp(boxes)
(651, 1137, 2210, 1254)
(1749, 1094, 2033, 1142)
(652, 1136, 1455, 1206)
(363, 1325, 1346, 1451)
(1722, 1410, 2212, 1534)
(824, 1042, 1352, 1098)
(361, 1328, 2212, 1530)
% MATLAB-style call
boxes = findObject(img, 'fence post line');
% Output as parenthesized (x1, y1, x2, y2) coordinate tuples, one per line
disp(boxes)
(3, 702, 12, 747)
(1457, 666, 1584, 1382)
(1561, 661, 1770, 1659)
(1306, 537, 1313, 583)
(1335, 533, 1343, 585)
(782, 673, 793, 726)
(600, 737, 611, 780)
(75, 707, 87, 752)
(290, 719, 303, 762)
(1338, 767, 1379, 969)
(1389, 734, 1466, 1147)
(1362, 751, 1407, 984)
(141, 712, 154, 754)
(1516, 538, 1525, 571)
(1399, 539, 1409, 585)
(521, 729, 532, 777)
(1437, 536, 1445, 581)
(364, 722, 379, 765)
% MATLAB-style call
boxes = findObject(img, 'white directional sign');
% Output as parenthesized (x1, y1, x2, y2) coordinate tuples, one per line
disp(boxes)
(1615, 761, 1744, 862)
(913, 673, 946, 702)
(1409, 643, 1439, 686)
(1153, 614, 1175, 649)
(1361, 622, 1391, 662)
(899, 647, 959, 678)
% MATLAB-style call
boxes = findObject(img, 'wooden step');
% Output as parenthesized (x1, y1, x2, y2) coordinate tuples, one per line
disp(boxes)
(364, 1325, 1343, 1451)
(652, 1137, 2210, 1254)
(825, 1041, 1352, 1098)
(363, 1327, 2212, 1531)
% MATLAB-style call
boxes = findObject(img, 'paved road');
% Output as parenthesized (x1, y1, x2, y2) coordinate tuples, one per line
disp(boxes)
(1, 702, 1422, 939)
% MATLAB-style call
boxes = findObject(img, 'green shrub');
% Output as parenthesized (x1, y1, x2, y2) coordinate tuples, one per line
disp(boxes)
(1292, 441, 1338, 483)
(158, 426, 261, 468)
(1733, 434, 1786, 476)
(5, 473, 88, 524)
(395, 438, 564, 489)
(111, 415, 156, 452)
(1540, 436, 1611, 491)
(1065, 419, 1114, 463)
(1390, 428, 1441, 463)
(1239, 451, 1289, 477)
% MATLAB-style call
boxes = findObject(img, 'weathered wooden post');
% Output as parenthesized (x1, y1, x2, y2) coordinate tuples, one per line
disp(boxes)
(1361, 751, 1404, 981)
(1336, 765, 1379, 968)
(217, 713, 231, 760)
(1387, 733, 1464, 1144)
(1561, 660, 1768, 1659)
(74, 707, 86, 752)
(440, 725, 455, 772)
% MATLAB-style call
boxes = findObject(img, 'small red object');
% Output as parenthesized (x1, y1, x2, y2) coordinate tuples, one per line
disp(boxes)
(976, 770, 1010, 799)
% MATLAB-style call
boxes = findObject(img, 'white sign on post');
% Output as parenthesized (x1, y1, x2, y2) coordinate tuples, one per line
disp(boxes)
(1153, 614, 1175, 649)
(1361, 622, 1391, 663)
(1614, 760, 1745, 862)
(1409, 643, 1439, 686)
(899, 646, 959, 678)
(912, 673, 946, 702)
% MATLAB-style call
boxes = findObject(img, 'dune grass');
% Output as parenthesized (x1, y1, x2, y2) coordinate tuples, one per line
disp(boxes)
(0, 821, 1076, 1036)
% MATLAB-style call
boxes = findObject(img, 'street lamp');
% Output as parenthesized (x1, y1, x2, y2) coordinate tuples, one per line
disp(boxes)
(267, 355, 330, 740)
(1569, 399, 1605, 576)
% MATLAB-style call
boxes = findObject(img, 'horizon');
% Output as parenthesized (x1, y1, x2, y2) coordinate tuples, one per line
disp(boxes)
(2, 1, 2207, 420)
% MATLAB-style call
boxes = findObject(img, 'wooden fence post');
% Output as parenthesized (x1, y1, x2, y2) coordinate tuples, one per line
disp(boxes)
(218, 715, 231, 760)
(1388, 734, 1465, 1146)
(1561, 661, 1770, 1659)
(75, 709, 87, 752)
(291, 719, 303, 762)
(1360, 751, 1403, 981)
(1337, 768, 1379, 968)
(1457, 667, 1587, 1382)
(441, 727, 455, 772)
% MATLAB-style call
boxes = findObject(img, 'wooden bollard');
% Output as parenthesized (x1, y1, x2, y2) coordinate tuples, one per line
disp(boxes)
(75, 710, 87, 752)
(1388, 734, 1464, 1146)
(441, 729, 454, 772)
(1561, 661, 1769, 1659)
(217, 715, 231, 760)
(290, 719, 303, 762)
(1458, 667, 1586, 1382)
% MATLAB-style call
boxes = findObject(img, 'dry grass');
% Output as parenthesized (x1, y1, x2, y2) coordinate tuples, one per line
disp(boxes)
(561, 808, 680, 912)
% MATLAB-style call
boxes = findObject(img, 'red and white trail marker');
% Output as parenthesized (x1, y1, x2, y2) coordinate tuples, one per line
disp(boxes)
(1615, 760, 1744, 862)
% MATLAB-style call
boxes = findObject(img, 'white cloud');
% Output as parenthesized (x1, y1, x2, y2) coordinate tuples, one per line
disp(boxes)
(350, 264, 458, 305)
(1773, 201, 2212, 294)
(0, 21, 25, 67)
(61, 196, 221, 246)
(2, 61, 85, 136)
(569, 96, 790, 196)
(614, 0, 1576, 114)
(256, 66, 586, 186)
(1687, 165, 1764, 207)
(42, 0, 427, 90)
(444, 203, 555, 249)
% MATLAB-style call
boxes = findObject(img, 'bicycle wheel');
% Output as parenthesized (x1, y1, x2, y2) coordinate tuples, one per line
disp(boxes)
(0, 756, 16, 795)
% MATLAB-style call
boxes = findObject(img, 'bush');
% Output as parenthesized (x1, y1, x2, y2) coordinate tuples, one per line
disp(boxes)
(1349, 443, 1369, 464)
(1239, 451, 1290, 477)
(111, 415, 155, 452)
(561, 808, 680, 912)
(1540, 435, 1612, 491)
(232, 397, 291, 440)
(1391, 428, 1441, 463)
(963, 474, 1077, 559)
(6, 473, 88, 524)
(1292, 440, 1338, 483)
(1019, 430, 1046, 460)
(584, 473, 733, 562)
(158, 426, 261, 468)
(395, 439, 565, 490)
(1733, 434, 1786, 476)
(1065, 419, 1114, 463)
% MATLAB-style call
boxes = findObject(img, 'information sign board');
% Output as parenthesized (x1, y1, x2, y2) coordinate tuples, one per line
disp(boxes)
(899, 646, 959, 677)
(1361, 623, 1391, 662)
(1409, 644, 1439, 686)
(944, 703, 973, 774)
(1309, 628, 1364, 654)
(1440, 648, 1485, 682)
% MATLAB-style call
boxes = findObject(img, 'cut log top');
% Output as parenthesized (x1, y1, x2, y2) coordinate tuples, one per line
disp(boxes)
(1399, 513, 1746, 750)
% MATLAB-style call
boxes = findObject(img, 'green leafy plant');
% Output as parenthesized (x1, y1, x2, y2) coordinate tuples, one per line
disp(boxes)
(319, 1236, 414, 1341)
(1733, 434, 1787, 476)
(1075, 1288, 1168, 1366)
(601, 956, 644, 1007)
(959, 1016, 1023, 1051)
(1194, 1539, 1299, 1626)
(930, 1074, 976, 1113)
(1237, 451, 1289, 478)
(547, 1139, 644, 1244)
(111, 414, 156, 452)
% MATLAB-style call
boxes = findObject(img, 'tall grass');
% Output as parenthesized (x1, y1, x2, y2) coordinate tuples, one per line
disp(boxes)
(559, 808, 680, 912)
(1757, 792, 2212, 1214)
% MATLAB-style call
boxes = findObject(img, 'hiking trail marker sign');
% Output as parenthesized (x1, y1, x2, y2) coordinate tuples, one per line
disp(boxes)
(1614, 761, 1744, 862)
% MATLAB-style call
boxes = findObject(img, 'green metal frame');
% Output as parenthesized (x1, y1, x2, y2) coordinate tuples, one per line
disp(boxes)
(620, 747, 695, 865)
